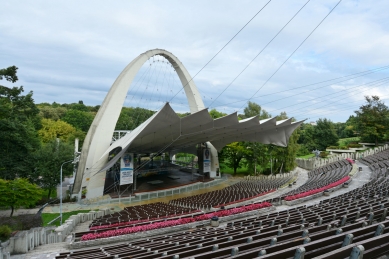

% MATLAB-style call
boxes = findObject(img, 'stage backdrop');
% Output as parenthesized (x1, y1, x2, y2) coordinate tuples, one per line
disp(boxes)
(120, 153, 133, 185)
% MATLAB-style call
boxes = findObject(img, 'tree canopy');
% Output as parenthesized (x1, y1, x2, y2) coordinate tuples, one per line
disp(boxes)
(312, 118, 339, 150)
(355, 96, 389, 145)
(33, 140, 74, 198)
(0, 178, 43, 217)
(0, 66, 41, 179)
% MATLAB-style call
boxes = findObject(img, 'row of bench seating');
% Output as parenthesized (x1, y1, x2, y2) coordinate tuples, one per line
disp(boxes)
(168, 176, 292, 209)
(279, 160, 352, 200)
(89, 202, 199, 228)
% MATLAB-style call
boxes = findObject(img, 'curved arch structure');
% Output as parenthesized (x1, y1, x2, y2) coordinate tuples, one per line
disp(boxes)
(73, 49, 214, 197)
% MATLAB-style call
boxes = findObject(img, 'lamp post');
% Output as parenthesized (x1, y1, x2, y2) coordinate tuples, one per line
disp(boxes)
(60, 159, 73, 225)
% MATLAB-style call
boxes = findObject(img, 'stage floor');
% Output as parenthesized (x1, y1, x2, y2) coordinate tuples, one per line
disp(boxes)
(105, 168, 211, 198)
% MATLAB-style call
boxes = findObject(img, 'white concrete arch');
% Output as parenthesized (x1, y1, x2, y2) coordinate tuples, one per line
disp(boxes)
(73, 49, 209, 196)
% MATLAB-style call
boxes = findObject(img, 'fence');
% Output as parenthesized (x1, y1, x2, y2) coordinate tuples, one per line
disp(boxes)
(80, 178, 225, 206)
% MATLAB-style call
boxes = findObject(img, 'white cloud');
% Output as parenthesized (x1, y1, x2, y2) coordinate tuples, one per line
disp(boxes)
(1, 0, 389, 122)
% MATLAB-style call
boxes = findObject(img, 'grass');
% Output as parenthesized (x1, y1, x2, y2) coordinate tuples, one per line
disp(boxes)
(296, 154, 315, 159)
(42, 210, 91, 227)
(220, 163, 250, 176)
(41, 188, 57, 199)
(338, 137, 360, 147)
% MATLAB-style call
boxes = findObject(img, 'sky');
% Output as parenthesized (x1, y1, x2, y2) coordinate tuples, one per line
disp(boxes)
(1, 0, 389, 123)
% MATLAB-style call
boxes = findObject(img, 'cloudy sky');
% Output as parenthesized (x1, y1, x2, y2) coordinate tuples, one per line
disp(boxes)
(1, 0, 389, 123)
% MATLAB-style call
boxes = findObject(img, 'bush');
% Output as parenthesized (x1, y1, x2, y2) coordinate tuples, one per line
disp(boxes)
(327, 146, 339, 149)
(0, 214, 43, 231)
(348, 143, 363, 148)
(319, 151, 329, 158)
(297, 145, 311, 156)
(0, 225, 12, 241)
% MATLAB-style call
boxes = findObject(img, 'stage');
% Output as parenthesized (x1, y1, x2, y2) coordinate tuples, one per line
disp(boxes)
(104, 167, 212, 198)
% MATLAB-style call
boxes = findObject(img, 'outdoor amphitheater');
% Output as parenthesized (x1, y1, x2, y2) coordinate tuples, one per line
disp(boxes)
(1, 46, 389, 259)
(1, 146, 388, 259)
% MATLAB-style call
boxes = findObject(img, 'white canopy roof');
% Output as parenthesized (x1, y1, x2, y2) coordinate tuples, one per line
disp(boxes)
(97, 103, 303, 171)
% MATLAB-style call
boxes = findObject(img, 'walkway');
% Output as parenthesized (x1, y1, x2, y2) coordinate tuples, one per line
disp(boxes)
(276, 160, 371, 211)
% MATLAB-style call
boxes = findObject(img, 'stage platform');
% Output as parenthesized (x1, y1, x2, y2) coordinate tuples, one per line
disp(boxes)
(105, 168, 212, 198)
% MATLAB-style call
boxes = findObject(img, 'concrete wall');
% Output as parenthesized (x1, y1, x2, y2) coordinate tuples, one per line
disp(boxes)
(0, 208, 111, 255)
(296, 144, 389, 170)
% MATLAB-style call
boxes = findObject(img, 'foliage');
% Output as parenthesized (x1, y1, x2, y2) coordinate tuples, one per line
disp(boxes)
(296, 144, 311, 157)
(62, 109, 94, 132)
(354, 96, 389, 145)
(0, 214, 42, 234)
(298, 120, 339, 151)
(0, 66, 18, 82)
(209, 109, 227, 119)
(0, 66, 41, 179)
(42, 210, 90, 227)
(38, 118, 84, 143)
(312, 118, 339, 151)
(296, 153, 315, 159)
(38, 105, 67, 121)
(61, 102, 90, 112)
(0, 119, 41, 179)
(0, 178, 43, 217)
(334, 122, 355, 138)
(297, 124, 316, 151)
(319, 151, 329, 158)
(115, 107, 155, 130)
(348, 143, 362, 148)
(243, 101, 271, 119)
(220, 142, 248, 175)
(0, 225, 12, 241)
(219, 163, 249, 175)
(338, 137, 360, 147)
(32, 140, 74, 198)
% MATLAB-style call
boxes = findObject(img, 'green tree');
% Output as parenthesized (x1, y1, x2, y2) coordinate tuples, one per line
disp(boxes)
(220, 142, 248, 175)
(38, 105, 67, 121)
(62, 109, 94, 132)
(243, 101, 271, 119)
(115, 107, 155, 130)
(0, 119, 40, 179)
(355, 96, 389, 145)
(0, 66, 18, 82)
(33, 140, 74, 198)
(0, 66, 41, 179)
(0, 178, 43, 217)
(298, 123, 316, 152)
(61, 102, 89, 112)
(209, 109, 227, 119)
(312, 118, 339, 150)
(38, 118, 85, 143)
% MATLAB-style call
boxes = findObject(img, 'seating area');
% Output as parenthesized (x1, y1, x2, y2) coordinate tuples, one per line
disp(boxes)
(55, 150, 389, 258)
(89, 202, 200, 229)
(60, 163, 389, 258)
(360, 149, 389, 170)
(168, 175, 293, 209)
(279, 160, 352, 201)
